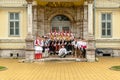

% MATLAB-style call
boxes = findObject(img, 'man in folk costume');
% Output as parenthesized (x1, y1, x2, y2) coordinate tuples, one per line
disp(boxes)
(55, 40, 59, 54)
(81, 39, 87, 58)
(58, 45, 67, 58)
(50, 30, 54, 40)
(54, 29, 57, 36)
(66, 31, 70, 41)
(67, 40, 72, 55)
(77, 38, 83, 58)
(71, 38, 78, 58)
(34, 36, 44, 59)
(72, 38, 82, 58)
(43, 37, 49, 57)
(63, 30, 66, 36)
(42, 36, 48, 53)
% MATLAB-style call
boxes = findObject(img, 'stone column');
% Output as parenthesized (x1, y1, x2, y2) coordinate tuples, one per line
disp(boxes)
(83, 4, 88, 39)
(88, 2, 93, 35)
(76, 7, 81, 38)
(27, 2, 33, 34)
(86, 0, 96, 62)
(33, 4, 38, 39)
(25, 0, 34, 62)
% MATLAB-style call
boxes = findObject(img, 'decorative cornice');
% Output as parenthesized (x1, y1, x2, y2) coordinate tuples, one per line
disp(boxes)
(96, 39, 120, 42)
(25, 39, 34, 42)
(0, 48, 25, 50)
(0, 39, 25, 43)
(85, 0, 94, 4)
(25, 48, 35, 51)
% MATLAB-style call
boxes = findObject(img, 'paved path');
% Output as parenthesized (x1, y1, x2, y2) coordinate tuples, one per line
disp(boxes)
(0, 57, 120, 80)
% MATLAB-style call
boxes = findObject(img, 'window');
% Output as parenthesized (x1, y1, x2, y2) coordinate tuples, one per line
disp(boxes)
(51, 15, 70, 32)
(9, 13, 20, 36)
(101, 13, 112, 37)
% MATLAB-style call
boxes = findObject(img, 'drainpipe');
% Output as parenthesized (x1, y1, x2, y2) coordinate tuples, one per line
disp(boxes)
(93, 0, 96, 37)
(93, 0, 96, 58)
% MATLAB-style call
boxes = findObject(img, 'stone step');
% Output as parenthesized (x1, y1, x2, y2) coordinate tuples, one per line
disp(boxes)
(19, 58, 87, 63)
(35, 58, 87, 62)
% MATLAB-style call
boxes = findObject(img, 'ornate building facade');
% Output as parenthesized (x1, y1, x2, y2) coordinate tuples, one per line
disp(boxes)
(0, 0, 120, 61)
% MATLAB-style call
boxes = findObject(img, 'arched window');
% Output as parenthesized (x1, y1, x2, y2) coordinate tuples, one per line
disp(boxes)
(51, 15, 71, 32)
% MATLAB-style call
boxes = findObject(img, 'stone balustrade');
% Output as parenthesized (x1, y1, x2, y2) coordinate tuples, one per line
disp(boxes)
(0, 0, 27, 7)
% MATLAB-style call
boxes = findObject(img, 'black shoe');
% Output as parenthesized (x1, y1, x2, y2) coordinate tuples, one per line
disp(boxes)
(50, 53, 52, 55)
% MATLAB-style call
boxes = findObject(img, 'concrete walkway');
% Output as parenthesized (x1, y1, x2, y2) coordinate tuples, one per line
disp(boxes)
(0, 57, 120, 80)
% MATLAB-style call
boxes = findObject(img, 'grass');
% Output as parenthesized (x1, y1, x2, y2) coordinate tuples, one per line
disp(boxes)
(110, 66, 120, 71)
(0, 66, 7, 71)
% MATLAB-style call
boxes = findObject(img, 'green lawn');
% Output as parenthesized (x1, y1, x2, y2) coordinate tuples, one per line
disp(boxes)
(110, 66, 120, 71)
(0, 66, 7, 71)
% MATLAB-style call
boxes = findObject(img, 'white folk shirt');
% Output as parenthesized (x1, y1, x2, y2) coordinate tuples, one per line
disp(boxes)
(77, 41, 82, 49)
(72, 41, 76, 49)
(72, 41, 81, 49)
(58, 48, 67, 56)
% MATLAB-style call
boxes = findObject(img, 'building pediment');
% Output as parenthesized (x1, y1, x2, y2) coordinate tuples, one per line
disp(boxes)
(36, 0, 85, 7)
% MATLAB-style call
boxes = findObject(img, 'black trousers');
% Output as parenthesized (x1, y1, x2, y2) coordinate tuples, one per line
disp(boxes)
(82, 48, 86, 58)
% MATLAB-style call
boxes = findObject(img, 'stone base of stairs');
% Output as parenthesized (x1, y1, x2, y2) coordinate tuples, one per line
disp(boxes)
(19, 58, 87, 63)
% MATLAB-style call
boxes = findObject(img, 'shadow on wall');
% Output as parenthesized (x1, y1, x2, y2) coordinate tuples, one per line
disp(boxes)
(95, 48, 114, 57)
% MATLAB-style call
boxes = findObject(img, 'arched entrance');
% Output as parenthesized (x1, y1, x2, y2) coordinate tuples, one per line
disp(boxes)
(51, 15, 71, 32)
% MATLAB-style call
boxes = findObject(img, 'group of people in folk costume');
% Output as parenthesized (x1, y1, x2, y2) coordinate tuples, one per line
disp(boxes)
(34, 31, 87, 59)
(48, 30, 74, 41)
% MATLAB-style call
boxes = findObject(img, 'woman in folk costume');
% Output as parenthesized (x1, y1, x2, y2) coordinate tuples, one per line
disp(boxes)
(67, 40, 72, 55)
(34, 36, 44, 59)
(39, 37, 44, 58)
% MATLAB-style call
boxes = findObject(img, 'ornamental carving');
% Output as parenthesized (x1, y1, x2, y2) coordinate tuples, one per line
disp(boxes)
(26, 0, 33, 3)
(44, 7, 76, 21)
(46, 2, 74, 8)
